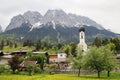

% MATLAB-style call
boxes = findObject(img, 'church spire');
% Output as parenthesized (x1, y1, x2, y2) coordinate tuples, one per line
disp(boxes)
(78, 26, 87, 52)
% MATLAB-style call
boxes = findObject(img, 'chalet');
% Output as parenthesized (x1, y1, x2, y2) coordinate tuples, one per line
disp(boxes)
(19, 61, 37, 71)
(49, 52, 69, 70)
(49, 52, 67, 63)
(49, 54, 58, 63)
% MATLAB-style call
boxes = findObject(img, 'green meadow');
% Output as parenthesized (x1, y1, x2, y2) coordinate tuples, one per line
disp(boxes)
(0, 72, 120, 80)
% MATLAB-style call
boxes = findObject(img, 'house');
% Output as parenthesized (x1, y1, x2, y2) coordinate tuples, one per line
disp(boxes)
(49, 52, 67, 63)
(58, 52, 67, 62)
(49, 54, 58, 63)
(49, 52, 69, 70)
(19, 61, 37, 71)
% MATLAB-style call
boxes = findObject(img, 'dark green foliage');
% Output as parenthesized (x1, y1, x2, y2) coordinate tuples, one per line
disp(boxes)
(93, 37, 102, 47)
(0, 65, 11, 74)
(93, 38, 120, 53)
(57, 43, 63, 50)
(9, 41, 13, 48)
(19, 56, 25, 63)
(34, 66, 42, 73)
(110, 38, 120, 52)
(35, 40, 41, 51)
(31, 54, 46, 70)
(23, 40, 34, 47)
(69, 42, 77, 57)
(63, 45, 70, 56)
(27, 51, 33, 60)
(27, 65, 34, 76)
(27, 52, 46, 70)
(6, 40, 10, 46)
(14, 42, 17, 48)
(102, 38, 110, 45)
(0, 40, 4, 50)
(0, 65, 5, 74)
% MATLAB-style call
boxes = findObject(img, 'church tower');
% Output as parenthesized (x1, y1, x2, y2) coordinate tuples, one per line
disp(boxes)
(78, 27, 87, 52)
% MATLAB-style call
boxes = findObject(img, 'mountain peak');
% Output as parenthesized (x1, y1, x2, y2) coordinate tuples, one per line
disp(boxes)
(23, 11, 42, 24)
(42, 9, 72, 26)
(5, 14, 26, 31)
(44, 9, 67, 18)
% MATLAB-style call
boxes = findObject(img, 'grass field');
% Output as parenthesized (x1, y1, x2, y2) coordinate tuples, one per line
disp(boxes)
(0, 72, 120, 80)
(3, 46, 35, 53)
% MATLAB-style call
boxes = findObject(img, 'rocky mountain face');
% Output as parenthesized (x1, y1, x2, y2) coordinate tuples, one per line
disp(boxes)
(5, 11, 42, 31)
(3, 9, 119, 43)
(0, 25, 3, 33)
(5, 9, 104, 31)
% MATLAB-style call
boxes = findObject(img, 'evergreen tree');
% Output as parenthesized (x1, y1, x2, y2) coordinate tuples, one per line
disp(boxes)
(23, 40, 33, 47)
(14, 43, 17, 48)
(0, 40, 4, 50)
(110, 38, 120, 52)
(93, 37, 102, 47)
(69, 42, 77, 57)
(35, 40, 41, 51)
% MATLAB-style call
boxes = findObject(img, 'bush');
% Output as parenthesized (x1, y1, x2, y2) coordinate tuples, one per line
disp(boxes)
(0, 65, 5, 74)
(27, 65, 34, 76)
(34, 66, 43, 74)
(4, 65, 11, 73)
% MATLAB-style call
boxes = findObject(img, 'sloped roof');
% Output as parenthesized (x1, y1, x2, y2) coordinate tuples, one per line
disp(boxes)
(50, 55, 57, 59)
(20, 61, 37, 67)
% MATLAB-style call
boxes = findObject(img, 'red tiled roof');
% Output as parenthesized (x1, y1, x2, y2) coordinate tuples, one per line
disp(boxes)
(50, 55, 57, 59)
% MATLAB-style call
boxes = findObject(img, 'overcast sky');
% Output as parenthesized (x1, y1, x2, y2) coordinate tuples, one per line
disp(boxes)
(0, 0, 120, 33)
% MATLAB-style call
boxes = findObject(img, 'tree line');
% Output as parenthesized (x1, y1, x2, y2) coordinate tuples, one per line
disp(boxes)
(93, 37, 120, 52)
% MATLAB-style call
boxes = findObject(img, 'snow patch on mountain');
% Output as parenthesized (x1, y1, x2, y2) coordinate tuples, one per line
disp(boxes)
(52, 20, 56, 29)
(29, 22, 43, 31)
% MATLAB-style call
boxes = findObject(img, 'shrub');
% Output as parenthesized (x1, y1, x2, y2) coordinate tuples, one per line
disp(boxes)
(34, 66, 42, 74)
(27, 65, 34, 76)
(0, 65, 5, 74)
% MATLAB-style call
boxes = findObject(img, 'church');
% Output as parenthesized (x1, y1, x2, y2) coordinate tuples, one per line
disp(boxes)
(78, 26, 88, 52)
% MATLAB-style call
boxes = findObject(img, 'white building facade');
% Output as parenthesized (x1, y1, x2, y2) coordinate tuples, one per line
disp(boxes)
(49, 52, 67, 63)
(78, 27, 88, 52)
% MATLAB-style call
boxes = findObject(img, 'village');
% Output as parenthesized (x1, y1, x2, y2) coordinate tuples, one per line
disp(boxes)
(0, 27, 120, 77)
